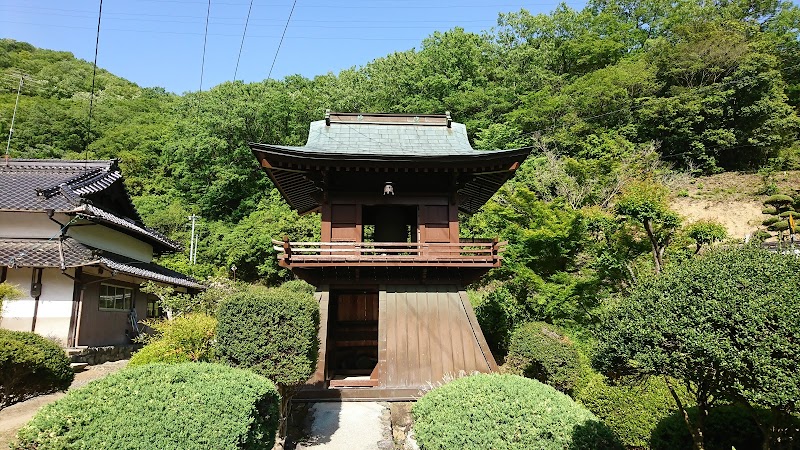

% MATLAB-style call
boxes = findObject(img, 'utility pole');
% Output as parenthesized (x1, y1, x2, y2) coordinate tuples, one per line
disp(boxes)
(188, 214, 198, 264)
(5, 74, 23, 165)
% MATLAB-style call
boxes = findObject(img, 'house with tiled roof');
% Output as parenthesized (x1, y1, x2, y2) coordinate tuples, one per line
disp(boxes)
(0, 159, 202, 348)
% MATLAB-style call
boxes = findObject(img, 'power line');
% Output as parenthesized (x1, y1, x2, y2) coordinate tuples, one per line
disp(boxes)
(199, 0, 211, 93)
(86, 0, 103, 164)
(233, 0, 255, 81)
(266, 0, 298, 80)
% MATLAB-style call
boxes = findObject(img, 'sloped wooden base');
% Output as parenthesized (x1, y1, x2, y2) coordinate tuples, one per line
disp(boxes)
(309, 284, 497, 400)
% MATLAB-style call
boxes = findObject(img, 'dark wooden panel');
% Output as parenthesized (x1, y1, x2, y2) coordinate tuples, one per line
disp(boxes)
(424, 205, 449, 224)
(331, 204, 357, 223)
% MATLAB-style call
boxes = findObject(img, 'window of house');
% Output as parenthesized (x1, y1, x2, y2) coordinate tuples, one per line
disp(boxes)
(147, 296, 165, 319)
(99, 284, 133, 311)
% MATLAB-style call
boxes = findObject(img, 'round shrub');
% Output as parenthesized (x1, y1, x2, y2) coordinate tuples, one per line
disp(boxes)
(0, 329, 74, 409)
(762, 206, 778, 215)
(575, 372, 685, 449)
(14, 363, 279, 450)
(130, 314, 217, 366)
(650, 405, 768, 450)
(504, 321, 581, 394)
(779, 210, 799, 218)
(763, 216, 781, 226)
(412, 374, 623, 450)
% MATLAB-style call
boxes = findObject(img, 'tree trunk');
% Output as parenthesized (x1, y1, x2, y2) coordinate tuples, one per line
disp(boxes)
(273, 385, 291, 450)
(665, 377, 705, 450)
(643, 219, 663, 273)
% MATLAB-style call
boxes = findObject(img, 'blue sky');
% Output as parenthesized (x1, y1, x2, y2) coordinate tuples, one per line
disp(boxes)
(1, 0, 585, 94)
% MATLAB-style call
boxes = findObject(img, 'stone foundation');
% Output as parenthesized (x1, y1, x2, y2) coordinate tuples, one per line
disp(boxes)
(67, 345, 142, 365)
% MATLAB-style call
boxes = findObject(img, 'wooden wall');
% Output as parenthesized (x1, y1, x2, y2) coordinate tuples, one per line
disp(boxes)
(378, 285, 496, 389)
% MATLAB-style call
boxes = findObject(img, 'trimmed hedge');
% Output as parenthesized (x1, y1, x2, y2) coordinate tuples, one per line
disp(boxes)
(14, 363, 279, 450)
(504, 321, 581, 394)
(0, 329, 73, 409)
(412, 374, 623, 450)
(216, 287, 319, 387)
(129, 313, 217, 366)
(575, 373, 685, 449)
(650, 405, 772, 450)
(764, 194, 794, 206)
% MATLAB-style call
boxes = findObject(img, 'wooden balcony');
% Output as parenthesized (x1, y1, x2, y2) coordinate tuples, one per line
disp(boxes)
(272, 239, 506, 268)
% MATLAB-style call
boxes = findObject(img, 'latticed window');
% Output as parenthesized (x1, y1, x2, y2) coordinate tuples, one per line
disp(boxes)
(99, 284, 133, 311)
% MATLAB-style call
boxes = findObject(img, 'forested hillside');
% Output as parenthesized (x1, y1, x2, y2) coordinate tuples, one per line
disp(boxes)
(2, 0, 799, 328)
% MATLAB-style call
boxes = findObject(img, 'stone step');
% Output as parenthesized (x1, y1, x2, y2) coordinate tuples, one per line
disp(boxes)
(70, 362, 89, 372)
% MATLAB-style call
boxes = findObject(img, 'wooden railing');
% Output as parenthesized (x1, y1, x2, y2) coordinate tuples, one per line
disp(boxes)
(272, 238, 506, 268)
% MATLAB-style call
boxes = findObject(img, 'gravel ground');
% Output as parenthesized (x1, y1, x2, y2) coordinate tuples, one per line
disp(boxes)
(295, 402, 393, 450)
(0, 359, 129, 448)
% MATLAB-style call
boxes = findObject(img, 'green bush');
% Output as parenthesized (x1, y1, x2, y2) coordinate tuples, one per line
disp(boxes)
(412, 374, 623, 450)
(216, 286, 319, 445)
(0, 329, 74, 409)
(769, 220, 790, 231)
(130, 314, 217, 366)
(279, 279, 316, 296)
(14, 363, 279, 450)
(216, 288, 318, 386)
(650, 405, 771, 450)
(763, 216, 781, 226)
(764, 194, 794, 206)
(473, 286, 527, 355)
(762, 206, 779, 215)
(779, 210, 799, 218)
(504, 321, 581, 394)
(575, 372, 685, 449)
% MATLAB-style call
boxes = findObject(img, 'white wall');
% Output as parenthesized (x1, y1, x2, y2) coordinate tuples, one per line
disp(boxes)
(1, 268, 75, 346)
(0, 211, 64, 238)
(68, 222, 154, 262)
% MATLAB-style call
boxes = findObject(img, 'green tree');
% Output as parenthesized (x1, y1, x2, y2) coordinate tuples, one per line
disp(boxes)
(594, 246, 800, 450)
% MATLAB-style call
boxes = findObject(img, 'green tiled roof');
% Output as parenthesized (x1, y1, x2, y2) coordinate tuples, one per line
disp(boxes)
(266, 120, 486, 157)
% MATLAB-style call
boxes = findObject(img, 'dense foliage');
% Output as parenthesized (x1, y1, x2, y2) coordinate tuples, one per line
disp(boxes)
(575, 374, 689, 449)
(0, 329, 74, 409)
(0, 282, 22, 319)
(13, 363, 279, 450)
(2, 0, 799, 283)
(503, 321, 581, 394)
(216, 285, 319, 446)
(650, 405, 778, 450)
(412, 374, 622, 450)
(129, 313, 217, 366)
(593, 246, 800, 449)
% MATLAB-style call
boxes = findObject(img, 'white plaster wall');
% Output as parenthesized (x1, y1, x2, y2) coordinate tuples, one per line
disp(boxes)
(68, 224, 154, 262)
(0, 268, 35, 329)
(32, 268, 74, 344)
(0, 268, 73, 345)
(0, 211, 65, 238)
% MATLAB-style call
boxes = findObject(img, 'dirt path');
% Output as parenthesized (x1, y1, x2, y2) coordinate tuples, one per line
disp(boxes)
(0, 360, 129, 448)
(294, 402, 393, 450)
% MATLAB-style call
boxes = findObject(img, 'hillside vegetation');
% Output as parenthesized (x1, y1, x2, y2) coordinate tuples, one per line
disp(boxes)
(1, 0, 799, 315)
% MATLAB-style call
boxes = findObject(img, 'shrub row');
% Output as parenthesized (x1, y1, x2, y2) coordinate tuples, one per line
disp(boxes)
(0, 329, 73, 409)
(14, 363, 279, 450)
(412, 374, 622, 450)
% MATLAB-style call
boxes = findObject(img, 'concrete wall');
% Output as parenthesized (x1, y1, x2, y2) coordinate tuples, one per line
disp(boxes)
(0, 267, 75, 346)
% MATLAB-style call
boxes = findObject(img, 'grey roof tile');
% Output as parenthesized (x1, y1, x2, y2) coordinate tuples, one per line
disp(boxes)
(0, 237, 203, 289)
